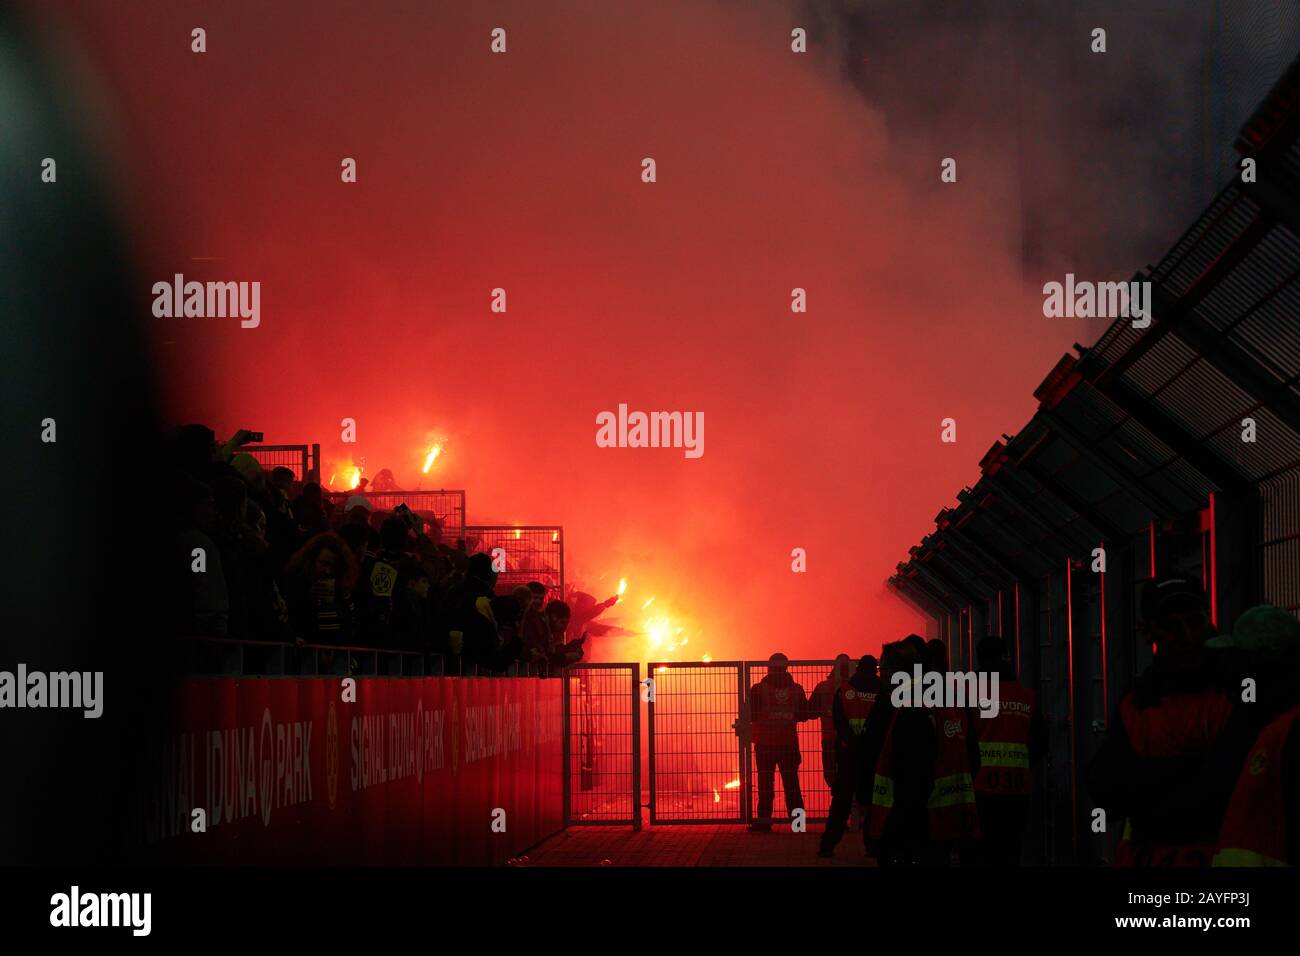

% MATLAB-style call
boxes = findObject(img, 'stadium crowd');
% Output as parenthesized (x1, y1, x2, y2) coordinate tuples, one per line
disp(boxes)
(165, 425, 583, 674)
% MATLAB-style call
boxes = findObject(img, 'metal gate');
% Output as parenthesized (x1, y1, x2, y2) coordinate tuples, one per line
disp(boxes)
(645, 660, 839, 824)
(563, 663, 641, 828)
(562, 659, 845, 827)
(647, 662, 745, 823)
(743, 659, 838, 824)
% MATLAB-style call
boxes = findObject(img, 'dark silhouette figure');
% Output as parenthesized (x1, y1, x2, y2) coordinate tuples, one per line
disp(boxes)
(747, 653, 810, 831)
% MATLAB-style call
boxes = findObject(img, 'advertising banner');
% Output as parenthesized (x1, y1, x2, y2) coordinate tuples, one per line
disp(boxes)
(143, 677, 564, 866)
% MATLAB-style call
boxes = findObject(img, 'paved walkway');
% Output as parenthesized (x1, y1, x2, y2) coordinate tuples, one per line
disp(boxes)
(517, 824, 876, 867)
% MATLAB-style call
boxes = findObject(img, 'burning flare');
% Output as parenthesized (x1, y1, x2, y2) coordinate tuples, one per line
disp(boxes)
(422, 443, 442, 474)
(645, 616, 672, 649)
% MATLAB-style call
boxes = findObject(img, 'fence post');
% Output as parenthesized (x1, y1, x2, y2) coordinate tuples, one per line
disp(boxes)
(562, 668, 571, 826)
(631, 663, 642, 831)
(739, 663, 751, 825)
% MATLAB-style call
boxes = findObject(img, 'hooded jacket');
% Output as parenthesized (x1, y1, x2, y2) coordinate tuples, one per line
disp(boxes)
(748, 670, 809, 748)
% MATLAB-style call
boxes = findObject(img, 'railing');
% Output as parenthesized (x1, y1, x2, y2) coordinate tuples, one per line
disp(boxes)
(462, 525, 564, 605)
(242, 443, 320, 485)
(322, 489, 466, 542)
(176, 636, 547, 678)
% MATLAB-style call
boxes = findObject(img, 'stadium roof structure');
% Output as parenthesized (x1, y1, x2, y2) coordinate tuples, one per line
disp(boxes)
(890, 53, 1300, 620)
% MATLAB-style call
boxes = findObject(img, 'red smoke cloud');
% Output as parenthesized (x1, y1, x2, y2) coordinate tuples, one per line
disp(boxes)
(30, 0, 1105, 662)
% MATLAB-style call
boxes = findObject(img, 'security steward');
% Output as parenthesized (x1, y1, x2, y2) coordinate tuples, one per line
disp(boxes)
(818, 655, 881, 858)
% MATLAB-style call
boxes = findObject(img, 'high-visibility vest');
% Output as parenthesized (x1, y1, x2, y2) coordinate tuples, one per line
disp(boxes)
(1120, 687, 1231, 759)
(928, 706, 979, 842)
(974, 679, 1034, 796)
(868, 705, 978, 841)
(1113, 685, 1232, 866)
(868, 710, 899, 840)
(1212, 703, 1300, 868)
(839, 685, 879, 737)
(818, 679, 851, 743)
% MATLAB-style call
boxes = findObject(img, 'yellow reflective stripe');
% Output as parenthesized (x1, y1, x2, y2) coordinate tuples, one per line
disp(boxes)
(1212, 847, 1288, 868)
(874, 773, 976, 810)
(978, 741, 1029, 768)
(927, 772, 975, 809)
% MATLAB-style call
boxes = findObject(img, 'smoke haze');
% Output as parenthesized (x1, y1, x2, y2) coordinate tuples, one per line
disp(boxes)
(24, 0, 1296, 660)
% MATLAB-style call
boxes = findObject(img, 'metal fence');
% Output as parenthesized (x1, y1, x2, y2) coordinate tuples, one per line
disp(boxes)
(644, 660, 842, 825)
(242, 444, 320, 485)
(647, 662, 745, 824)
(179, 636, 429, 677)
(175, 637, 546, 678)
(743, 660, 838, 823)
(563, 663, 641, 827)
(463, 525, 564, 604)
(324, 489, 467, 542)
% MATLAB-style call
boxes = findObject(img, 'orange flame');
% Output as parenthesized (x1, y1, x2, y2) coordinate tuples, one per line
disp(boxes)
(422, 443, 442, 474)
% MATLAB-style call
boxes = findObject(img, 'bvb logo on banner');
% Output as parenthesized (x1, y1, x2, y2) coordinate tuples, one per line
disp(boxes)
(325, 698, 339, 810)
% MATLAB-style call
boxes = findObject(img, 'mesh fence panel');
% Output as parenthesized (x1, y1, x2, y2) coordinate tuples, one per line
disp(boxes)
(745, 660, 837, 823)
(649, 663, 743, 823)
(324, 490, 466, 542)
(564, 664, 639, 826)
(463, 526, 563, 604)
(242, 444, 314, 483)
